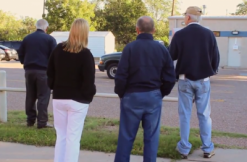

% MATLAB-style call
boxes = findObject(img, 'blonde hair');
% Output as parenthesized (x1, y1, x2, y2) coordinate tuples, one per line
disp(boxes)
(63, 18, 89, 53)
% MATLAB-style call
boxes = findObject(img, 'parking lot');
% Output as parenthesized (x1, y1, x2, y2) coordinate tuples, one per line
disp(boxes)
(1, 61, 247, 136)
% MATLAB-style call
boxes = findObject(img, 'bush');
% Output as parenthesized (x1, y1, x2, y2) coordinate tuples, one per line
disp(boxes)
(115, 44, 126, 52)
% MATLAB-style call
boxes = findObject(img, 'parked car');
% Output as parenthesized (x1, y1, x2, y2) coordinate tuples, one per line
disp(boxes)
(0, 45, 18, 61)
(98, 40, 167, 79)
(0, 48, 5, 60)
(98, 52, 121, 79)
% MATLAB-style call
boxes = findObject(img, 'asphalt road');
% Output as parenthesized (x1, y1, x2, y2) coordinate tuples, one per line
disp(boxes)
(1, 61, 247, 135)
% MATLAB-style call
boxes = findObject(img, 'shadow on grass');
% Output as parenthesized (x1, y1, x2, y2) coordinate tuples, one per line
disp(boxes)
(1, 111, 246, 159)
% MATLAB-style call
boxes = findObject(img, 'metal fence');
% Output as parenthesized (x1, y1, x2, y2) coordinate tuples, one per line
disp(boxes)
(0, 70, 178, 122)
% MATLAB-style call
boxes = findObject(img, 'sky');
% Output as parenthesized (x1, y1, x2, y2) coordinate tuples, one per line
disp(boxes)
(0, 0, 244, 19)
(179, 0, 243, 16)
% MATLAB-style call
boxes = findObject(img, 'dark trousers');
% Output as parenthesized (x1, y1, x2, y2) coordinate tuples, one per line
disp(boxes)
(25, 70, 50, 126)
(114, 90, 162, 162)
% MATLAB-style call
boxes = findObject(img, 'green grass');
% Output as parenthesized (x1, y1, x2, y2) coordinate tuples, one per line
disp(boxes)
(0, 111, 247, 159)
(212, 131, 247, 138)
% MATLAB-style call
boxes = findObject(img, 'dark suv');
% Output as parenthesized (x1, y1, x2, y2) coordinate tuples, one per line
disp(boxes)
(98, 40, 166, 79)
(98, 52, 121, 79)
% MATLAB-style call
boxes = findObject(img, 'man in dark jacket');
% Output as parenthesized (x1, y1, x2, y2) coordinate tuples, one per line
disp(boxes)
(114, 16, 176, 162)
(169, 6, 220, 159)
(18, 19, 57, 129)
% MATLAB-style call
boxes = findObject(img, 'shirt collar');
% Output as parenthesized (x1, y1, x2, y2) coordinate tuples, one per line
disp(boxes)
(136, 33, 153, 40)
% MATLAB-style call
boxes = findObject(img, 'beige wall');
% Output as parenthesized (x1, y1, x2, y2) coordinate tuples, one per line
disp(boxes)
(169, 17, 247, 31)
(168, 17, 247, 68)
(201, 20, 247, 31)
(240, 38, 247, 68)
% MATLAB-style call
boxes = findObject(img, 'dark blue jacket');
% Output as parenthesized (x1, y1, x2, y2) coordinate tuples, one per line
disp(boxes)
(169, 24, 220, 80)
(18, 29, 57, 70)
(114, 33, 176, 98)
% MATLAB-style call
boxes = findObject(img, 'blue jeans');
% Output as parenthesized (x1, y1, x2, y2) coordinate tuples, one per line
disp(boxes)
(177, 79, 214, 155)
(114, 90, 162, 162)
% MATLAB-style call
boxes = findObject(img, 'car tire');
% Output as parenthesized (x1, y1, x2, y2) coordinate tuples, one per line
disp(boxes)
(107, 63, 118, 79)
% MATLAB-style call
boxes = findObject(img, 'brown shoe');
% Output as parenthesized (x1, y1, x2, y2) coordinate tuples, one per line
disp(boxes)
(37, 123, 53, 129)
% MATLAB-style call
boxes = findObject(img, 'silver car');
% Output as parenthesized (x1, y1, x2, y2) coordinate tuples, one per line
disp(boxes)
(0, 45, 18, 61)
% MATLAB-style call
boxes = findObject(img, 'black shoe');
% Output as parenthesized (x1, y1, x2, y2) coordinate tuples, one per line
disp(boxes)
(204, 151, 215, 158)
(27, 123, 34, 127)
(176, 147, 188, 159)
(180, 153, 188, 159)
(37, 123, 53, 129)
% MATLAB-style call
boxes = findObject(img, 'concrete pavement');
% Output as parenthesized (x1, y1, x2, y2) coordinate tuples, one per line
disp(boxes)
(0, 142, 246, 162)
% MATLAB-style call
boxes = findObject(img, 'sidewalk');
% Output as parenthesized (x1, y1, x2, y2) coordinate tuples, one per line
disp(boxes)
(0, 142, 246, 162)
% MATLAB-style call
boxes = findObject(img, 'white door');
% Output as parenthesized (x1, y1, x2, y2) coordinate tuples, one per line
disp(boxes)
(228, 37, 242, 67)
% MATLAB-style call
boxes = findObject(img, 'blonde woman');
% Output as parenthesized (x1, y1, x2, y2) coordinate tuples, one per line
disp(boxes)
(47, 19, 96, 162)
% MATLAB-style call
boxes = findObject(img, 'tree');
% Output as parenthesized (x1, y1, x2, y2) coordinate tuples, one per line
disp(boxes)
(19, 17, 37, 39)
(0, 10, 22, 41)
(143, 0, 180, 46)
(0, 11, 37, 41)
(143, 0, 180, 21)
(94, 0, 148, 44)
(43, 0, 96, 33)
(0, 10, 36, 41)
(232, 0, 247, 15)
(93, 0, 108, 32)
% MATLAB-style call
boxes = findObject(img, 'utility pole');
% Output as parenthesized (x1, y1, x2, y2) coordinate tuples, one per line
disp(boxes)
(171, 0, 175, 16)
(43, 0, 46, 16)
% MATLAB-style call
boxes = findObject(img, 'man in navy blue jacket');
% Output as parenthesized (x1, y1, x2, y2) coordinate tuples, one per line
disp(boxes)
(114, 16, 176, 162)
(18, 19, 57, 129)
(169, 6, 220, 159)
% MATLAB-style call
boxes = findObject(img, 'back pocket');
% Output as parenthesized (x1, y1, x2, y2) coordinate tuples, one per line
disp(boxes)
(178, 80, 189, 93)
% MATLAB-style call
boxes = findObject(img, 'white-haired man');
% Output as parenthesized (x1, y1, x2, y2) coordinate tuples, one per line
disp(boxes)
(18, 19, 57, 129)
(169, 6, 220, 159)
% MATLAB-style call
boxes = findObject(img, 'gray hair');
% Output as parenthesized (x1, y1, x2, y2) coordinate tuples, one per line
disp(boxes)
(136, 16, 154, 33)
(36, 19, 49, 31)
(187, 14, 202, 23)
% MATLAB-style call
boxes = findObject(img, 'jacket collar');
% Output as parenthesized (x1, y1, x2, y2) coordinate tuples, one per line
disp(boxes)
(136, 33, 153, 40)
(188, 22, 199, 26)
(36, 29, 45, 33)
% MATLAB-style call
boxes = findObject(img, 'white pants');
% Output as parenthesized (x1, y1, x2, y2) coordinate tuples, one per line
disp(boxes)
(53, 99, 89, 162)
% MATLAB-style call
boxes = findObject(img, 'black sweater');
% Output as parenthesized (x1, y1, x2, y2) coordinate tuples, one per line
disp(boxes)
(47, 43, 96, 103)
(169, 24, 220, 80)
(18, 29, 57, 70)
